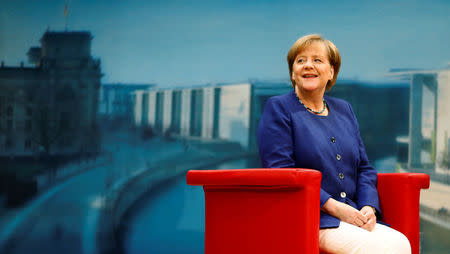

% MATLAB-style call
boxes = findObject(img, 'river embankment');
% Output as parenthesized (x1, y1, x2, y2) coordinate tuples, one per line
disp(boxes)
(94, 138, 253, 254)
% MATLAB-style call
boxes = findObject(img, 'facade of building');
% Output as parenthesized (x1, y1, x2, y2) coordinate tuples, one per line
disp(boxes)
(99, 83, 155, 122)
(131, 81, 293, 150)
(0, 31, 101, 157)
(389, 68, 450, 173)
(327, 81, 410, 161)
(131, 80, 410, 159)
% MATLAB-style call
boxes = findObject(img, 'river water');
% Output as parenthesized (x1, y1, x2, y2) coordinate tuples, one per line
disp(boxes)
(121, 157, 450, 254)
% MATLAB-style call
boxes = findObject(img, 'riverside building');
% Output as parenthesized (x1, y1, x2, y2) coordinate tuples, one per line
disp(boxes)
(389, 67, 450, 174)
(131, 80, 409, 157)
(0, 31, 101, 158)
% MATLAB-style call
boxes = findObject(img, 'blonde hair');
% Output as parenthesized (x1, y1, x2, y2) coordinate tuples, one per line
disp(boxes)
(287, 34, 341, 91)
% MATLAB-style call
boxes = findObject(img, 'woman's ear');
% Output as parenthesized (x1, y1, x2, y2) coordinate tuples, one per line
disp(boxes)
(291, 70, 298, 85)
(329, 66, 334, 80)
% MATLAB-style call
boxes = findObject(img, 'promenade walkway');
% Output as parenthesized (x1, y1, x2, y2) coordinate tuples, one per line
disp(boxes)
(420, 179, 450, 230)
(397, 168, 450, 229)
(421, 180, 450, 211)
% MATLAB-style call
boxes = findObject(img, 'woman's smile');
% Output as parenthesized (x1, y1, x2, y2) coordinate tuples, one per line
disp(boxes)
(302, 74, 318, 78)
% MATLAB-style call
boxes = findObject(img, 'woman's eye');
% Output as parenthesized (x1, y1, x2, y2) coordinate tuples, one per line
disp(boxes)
(297, 59, 304, 63)
(314, 59, 322, 62)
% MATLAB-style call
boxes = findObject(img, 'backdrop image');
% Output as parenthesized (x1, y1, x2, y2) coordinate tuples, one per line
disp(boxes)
(0, 0, 449, 253)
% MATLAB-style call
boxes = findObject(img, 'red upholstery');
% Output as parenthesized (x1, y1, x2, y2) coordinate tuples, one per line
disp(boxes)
(187, 168, 322, 254)
(377, 173, 430, 254)
(187, 169, 429, 254)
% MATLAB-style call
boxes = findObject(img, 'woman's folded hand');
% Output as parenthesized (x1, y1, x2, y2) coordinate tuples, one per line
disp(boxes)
(322, 198, 368, 227)
(359, 205, 376, 231)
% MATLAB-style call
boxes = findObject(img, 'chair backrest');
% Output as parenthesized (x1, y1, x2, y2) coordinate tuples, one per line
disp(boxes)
(377, 173, 430, 254)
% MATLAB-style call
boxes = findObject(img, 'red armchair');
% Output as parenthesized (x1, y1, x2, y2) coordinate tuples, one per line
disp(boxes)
(377, 173, 430, 254)
(187, 169, 429, 254)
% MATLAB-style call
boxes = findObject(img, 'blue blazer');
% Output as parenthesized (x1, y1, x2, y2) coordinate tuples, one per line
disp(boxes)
(257, 90, 380, 228)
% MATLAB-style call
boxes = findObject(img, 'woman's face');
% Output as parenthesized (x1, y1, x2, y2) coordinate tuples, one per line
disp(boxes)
(291, 42, 334, 94)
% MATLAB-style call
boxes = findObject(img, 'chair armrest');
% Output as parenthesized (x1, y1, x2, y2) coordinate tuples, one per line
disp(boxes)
(377, 173, 430, 254)
(187, 168, 321, 188)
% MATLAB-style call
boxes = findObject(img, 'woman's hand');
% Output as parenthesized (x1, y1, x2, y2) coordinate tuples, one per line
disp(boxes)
(322, 198, 367, 227)
(359, 206, 376, 231)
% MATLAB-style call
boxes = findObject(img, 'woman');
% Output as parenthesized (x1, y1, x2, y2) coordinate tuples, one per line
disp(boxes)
(257, 34, 411, 254)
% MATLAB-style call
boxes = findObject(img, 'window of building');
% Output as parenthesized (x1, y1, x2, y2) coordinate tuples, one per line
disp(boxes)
(25, 139, 31, 150)
(7, 106, 13, 117)
(5, 139, 12, 148)
(103, 90, 109, 102)
(25, 119, 32, 131)
(26, 93, 33, 103)
(26, 107, 32, 117)
(49, 120, 56, 128)
(59, 136, 72, 147)
(7, 119, 13, 131)
(65, 137, 72, 146)
(60, 112, 70, 130)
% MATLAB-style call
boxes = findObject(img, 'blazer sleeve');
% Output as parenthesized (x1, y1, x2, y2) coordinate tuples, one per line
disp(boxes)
(257, 97, 332, 207)
(347, 103, 381, 215)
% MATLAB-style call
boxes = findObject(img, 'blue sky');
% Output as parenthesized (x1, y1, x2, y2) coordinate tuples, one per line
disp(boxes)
(0, 0, 449, 87)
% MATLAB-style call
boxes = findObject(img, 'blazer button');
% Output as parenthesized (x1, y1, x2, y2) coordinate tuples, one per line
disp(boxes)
(340, 192, 347, 198)
(336, 154, 341, 160)
(330, 137, 336, 143)
(338, 172, 344, 179)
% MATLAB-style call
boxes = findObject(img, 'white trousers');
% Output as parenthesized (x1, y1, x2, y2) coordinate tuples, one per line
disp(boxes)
(319, 222, 412, 254)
